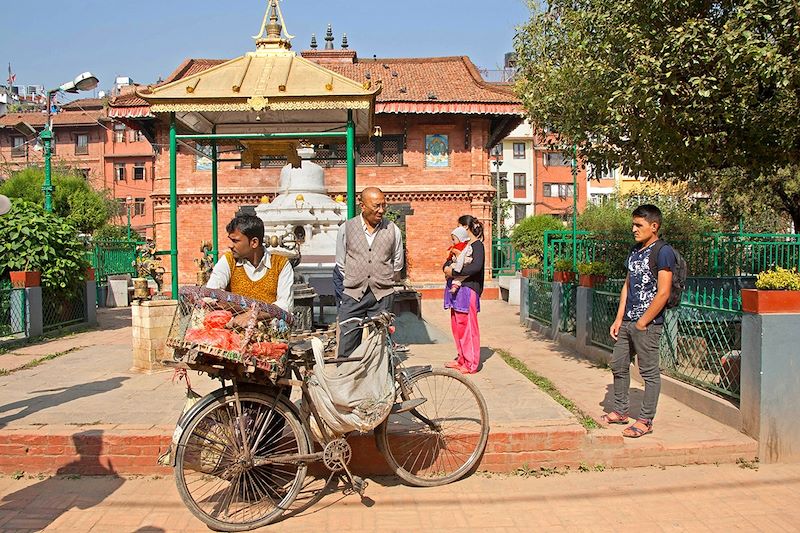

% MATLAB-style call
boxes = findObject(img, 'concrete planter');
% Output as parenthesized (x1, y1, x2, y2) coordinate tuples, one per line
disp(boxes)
(9, 271, 41, 288)
(741, 289, 800, 314)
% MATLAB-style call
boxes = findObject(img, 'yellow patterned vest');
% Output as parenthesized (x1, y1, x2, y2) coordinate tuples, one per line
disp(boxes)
(224, 251, 289, 304)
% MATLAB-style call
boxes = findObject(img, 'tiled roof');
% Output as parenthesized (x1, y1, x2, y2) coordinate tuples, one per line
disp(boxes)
(108, 56, 521, 115)
(61, 98, 106, 110)
(0, 110, 106, 128)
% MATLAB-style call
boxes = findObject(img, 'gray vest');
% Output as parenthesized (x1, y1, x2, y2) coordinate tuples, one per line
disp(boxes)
(343, 217, 396, 301)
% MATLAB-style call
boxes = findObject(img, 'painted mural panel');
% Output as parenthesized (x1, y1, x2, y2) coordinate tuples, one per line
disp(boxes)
(425, 134, 449, 168)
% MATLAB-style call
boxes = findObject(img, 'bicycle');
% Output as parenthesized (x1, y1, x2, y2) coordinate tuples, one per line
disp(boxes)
(164, 286, 489, 531)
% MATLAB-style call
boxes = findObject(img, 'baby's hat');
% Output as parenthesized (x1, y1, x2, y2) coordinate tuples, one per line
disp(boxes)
(451, 226, 469, 243)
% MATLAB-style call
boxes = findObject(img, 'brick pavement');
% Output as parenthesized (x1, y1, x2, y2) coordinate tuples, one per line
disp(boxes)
(0, 463, 799, 532)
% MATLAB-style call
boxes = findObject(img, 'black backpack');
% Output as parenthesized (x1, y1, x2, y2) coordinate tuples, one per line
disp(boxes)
(647, 239, 688, 308)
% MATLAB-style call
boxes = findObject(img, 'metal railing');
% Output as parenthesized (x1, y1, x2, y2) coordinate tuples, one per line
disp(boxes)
(492, 237, 521, 277)
(590, 279, 625, 350)
(543, 230, 800, 280)
(88, 239, 142, 281)
(0, 286, 26, 338)
(559, 282, 577, 334)
(42, 285, 87, 332)
(527, 274, 552, 325)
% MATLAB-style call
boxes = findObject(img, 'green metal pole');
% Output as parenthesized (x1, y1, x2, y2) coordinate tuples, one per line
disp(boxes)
(42, 128, 53, 212)
(211, 126, 219, 263)
(169, 113, 179, 298)
(127, 205, 131, 240)
(571, 144, 578, 270)
(346, 110, 356, 218)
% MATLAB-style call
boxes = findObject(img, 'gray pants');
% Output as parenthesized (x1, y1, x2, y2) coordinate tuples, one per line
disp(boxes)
(610, 321, 663, 421)
(338, 288, 394, 358)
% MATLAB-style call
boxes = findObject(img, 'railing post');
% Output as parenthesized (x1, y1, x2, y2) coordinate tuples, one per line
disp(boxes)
(24, 287, 43, 339)
(576, 286, 593, 352)
(551, 281, 562, 339)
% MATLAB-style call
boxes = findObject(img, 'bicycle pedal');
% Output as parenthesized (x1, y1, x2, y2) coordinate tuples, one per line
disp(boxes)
(391, 397, 427, 414)
(351, 475, 368, 496)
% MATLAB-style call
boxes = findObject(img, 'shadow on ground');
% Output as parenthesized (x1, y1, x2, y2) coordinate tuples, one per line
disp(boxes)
(0, 376, 128, 429)
(0, 430, 124, 531)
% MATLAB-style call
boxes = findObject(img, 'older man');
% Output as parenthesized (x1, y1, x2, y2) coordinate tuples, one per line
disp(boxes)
(335, 187, 404, 357)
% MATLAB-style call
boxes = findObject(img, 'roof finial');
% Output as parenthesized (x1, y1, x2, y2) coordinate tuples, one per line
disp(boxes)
(341, 33, 349, 49)
(253, 0, 295, 51)
(324, 24, 334, 50)
(310, 33, 318, 49)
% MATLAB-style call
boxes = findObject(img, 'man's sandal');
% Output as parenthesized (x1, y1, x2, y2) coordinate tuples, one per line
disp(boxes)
(622, 419, 653, 438)
(600, 411, 629, 425)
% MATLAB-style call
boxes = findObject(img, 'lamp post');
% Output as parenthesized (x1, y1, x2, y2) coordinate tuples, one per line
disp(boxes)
(126, 196, 133, 240)
(493, 154, 504, 240)
(42, 72, 99, 212)
(571, 144, 578, 270)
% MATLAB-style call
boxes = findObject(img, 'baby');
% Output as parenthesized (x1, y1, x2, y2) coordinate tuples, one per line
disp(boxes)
(447, 226, 472, 294)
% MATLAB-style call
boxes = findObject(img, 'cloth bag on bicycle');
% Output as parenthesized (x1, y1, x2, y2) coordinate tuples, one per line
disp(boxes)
(305, 326, 394, 436)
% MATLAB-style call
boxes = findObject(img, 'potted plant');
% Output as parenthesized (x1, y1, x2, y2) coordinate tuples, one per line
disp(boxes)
(741, 267, 800, 314)
(9, 257, 41, 288)
(518, 255, 540, 278)
(578, 261, 611, 288)
(553, 258, 575, 283)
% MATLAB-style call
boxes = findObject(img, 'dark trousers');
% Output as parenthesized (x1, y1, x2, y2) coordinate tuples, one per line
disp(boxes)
(338, 288, 394, 357)
(610, 321, 663, 420)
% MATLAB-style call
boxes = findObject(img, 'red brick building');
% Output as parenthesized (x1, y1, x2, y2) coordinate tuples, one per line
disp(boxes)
(0, 98, 156, 236)
(110, 47, 522, 288)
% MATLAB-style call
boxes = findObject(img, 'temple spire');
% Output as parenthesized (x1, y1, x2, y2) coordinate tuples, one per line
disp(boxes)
(324, 24, 334, 50)
(253, 0, 295, 51)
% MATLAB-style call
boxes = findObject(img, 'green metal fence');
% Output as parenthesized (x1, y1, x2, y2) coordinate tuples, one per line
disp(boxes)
(590, 279, 626, 350)
(660, 286, 742, 400)
(527, 274, 552, 325)
(0, 286, 26, 338)
(42, 286, 87, 332)
(543, 230, 800, 280)
(88, 240, 142, 281)
(492, 237, 521, 277)
(559, 282, 577, 334)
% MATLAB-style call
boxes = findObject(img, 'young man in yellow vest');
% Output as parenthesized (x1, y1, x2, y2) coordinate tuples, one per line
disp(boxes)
(206, 215, 294, 313)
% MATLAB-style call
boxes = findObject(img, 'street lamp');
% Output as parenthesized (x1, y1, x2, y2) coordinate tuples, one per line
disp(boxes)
(41, 72, 99, 212)
(492, 154, 504, 240)
(571, 144, 578, 270)
(126, 196, 133, 240)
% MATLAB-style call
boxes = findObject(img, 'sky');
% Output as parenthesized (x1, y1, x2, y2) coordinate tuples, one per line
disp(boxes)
(0, 0, 530, 101)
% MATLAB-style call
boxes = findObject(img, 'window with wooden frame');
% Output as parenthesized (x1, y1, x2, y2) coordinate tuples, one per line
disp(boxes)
(11, 136, 25, 158)
(115, 163, 126, 181)
(133, 163, 146, 180)
(75, 133, 89, 155)
(512, 142, 526, 159)
(513, 173, 526, 198)
(133, 197, 146, 216)
(113, 123, 125, 143)
(514, 204, 527, 224)
(543, 183, 574, 198)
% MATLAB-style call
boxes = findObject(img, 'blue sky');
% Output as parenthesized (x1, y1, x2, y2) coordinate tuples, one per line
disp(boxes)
(1, 0, 530, 99)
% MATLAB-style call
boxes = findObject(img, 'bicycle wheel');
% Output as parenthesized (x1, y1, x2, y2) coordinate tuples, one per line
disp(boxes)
(175, 388, 310, 532)
(375, 368, 489, 487)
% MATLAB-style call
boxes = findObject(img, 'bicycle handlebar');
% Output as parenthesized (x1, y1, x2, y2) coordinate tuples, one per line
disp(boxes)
(338, 311, 395, 329)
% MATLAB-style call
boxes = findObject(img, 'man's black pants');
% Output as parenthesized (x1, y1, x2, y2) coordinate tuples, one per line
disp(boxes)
(338, 288, 394, 357)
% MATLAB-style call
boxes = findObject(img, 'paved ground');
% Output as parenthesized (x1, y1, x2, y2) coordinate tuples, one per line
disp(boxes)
(0, 463, 798, 532)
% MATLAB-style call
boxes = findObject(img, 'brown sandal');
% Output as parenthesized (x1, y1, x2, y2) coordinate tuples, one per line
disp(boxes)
(623, 419, 653, 438)
(601, 411, 629, 425)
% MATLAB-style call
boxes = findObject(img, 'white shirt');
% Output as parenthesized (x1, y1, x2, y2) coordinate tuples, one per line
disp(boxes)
(206, 247, 294, 312)
(335, 215, 404, 274)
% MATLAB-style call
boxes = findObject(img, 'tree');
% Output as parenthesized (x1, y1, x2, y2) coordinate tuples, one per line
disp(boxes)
(0, 167, 113, 233)
(515, 0, 800, 228)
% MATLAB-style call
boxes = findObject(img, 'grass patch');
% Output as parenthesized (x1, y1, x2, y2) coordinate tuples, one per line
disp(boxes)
(0, 347, 83, 375)
(496, 348, 600, 429)
(736, 457, 759, 470)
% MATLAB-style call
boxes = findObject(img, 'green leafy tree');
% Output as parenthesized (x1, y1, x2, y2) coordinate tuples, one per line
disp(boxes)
(0, 167, 112, 233)
(511, 214, 564, 263)
(0, 199, 89, 294)
(515, 0, 800, 228)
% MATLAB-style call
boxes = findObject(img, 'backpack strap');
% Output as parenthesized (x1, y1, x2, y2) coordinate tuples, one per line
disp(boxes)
(648, 239, 668, 279)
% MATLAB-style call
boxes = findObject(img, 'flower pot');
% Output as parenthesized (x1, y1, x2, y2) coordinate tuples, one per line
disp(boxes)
(133, 277, 150, 300)
(85, 267, 96, 281)
(741, 289, 800, 314)
(520, 268, 532, 278)
(9, 270, 41, 288)
(554, 271, 575, 283)
(580, 274, 607, 288)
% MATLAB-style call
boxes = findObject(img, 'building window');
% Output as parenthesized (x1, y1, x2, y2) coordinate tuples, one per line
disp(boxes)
(513, 142, 525, 159)
(313, 135, 405, 168)
(543, 183, 574, 198)
(115, 163, 126, 181)
(490, 143, 503, 157)
(129, 129, 144, 142)
(590, 193, 611, 206)
(114, 123, 125, 143)
(133, 164, 146, 180)
(495, 172, 508, 199)
(514, 204, 527, 224)
(544, 152, 571, 167)
(513, 173, 526, 198)
(133, 197, 146, 216)
(11, 136, 25, 158)
(75, 133, 89, 155)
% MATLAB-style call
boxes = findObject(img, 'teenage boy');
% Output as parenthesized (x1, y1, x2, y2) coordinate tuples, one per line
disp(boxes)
(603, 204, 674, 438)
